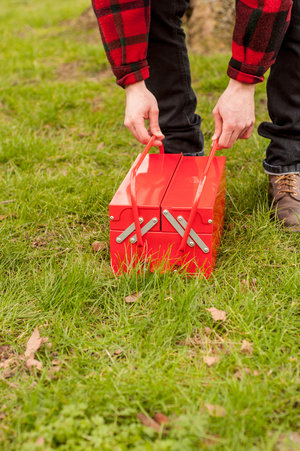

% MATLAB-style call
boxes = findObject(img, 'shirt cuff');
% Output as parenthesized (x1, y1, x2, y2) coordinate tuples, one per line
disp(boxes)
(111, 61, 150, 88)
(227, 59, 265, 85)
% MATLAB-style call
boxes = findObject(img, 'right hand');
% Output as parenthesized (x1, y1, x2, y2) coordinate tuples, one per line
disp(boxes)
(124, 81, 164, 146)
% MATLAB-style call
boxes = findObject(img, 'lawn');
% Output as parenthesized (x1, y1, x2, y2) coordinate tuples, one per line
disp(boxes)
(0, 1, 299, 450)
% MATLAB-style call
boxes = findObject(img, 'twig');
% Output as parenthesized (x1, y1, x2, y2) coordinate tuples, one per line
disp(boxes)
(0, 200, 16, 205)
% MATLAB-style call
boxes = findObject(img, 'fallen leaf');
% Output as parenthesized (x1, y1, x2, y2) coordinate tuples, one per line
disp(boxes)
(153, 412, 169, 425)
(137, 413, 160, 432)
(240, 340, 253, 355)
(275, 432, 300, 450)
(125, 292, 141, 303)
(0, 358, 14, 369)
(204, 404, 226, 417)
(234, 368, 252, 379)
(113, 349, 123, 356)
(204, 327, 212, 336)
(46, 342, 52, 349)
(25, 327, 48, 359)
(0, 345, 15, 362)
(51, 359, 60, 366)
(202, 435, 221, 447)
(0, 215, 8, 221)
(203, 356, 219, 367)
(206, 307, 227, 322)
(91, 241, 106, 252)
(35, 437, 45, 446)
(26, 358, 43, 370)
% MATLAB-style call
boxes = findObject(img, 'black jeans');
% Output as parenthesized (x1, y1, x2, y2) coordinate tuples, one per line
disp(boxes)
(258, 0, 300, 174)
(146, 0, 300, 172)
(145, 0, 204, 155)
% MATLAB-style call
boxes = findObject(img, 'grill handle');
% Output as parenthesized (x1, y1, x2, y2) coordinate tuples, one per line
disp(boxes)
(130, 136, 164, 247)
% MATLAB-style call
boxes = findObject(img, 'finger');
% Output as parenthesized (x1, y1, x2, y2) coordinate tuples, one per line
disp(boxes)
(149, 108, 165, 144)
(212, 110, 223, 141)
(239, 124, 254, 140)
(227, 129, 241, 148)
(128, 117, 151, 144)
(218, 129, 234, 149)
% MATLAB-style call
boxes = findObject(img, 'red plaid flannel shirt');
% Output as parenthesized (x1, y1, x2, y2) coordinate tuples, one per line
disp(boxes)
(92, 0, 293, 87)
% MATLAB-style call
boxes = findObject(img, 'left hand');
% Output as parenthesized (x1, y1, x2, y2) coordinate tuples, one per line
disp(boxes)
(212, 79, 256, 149)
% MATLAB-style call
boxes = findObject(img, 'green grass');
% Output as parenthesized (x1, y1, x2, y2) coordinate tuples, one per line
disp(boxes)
(0, 1, 299, 450)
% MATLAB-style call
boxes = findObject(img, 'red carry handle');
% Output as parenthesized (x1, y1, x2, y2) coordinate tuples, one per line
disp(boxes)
(177, 139, 219, 254)
(130, 136, 164, 247)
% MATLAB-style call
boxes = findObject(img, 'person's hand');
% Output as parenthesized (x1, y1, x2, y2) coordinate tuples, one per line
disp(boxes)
(124, 80, 164, 146)
(212, 79, 256, 149)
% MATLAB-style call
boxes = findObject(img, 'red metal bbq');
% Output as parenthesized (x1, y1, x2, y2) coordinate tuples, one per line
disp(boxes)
(109, 137, 226, 277)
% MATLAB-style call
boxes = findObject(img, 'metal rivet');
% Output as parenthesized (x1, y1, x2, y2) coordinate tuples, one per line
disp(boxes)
(116, 238, 121, 243)
(152, 218, 158, 224)
(139, 217, 143, 223)
(177, 216, 183, 221)
(208, 219, 213, 224)
(189, 241, 195, 247)
(163, 209, 168, 215)
(110, 216, 114, 220)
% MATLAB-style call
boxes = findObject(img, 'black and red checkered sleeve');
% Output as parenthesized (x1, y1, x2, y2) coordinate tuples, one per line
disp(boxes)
(228, 0, 293, 84)
(92, 0, 150, 87)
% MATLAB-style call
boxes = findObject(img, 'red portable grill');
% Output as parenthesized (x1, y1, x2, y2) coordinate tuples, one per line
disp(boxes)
(109, 137, 226, 277)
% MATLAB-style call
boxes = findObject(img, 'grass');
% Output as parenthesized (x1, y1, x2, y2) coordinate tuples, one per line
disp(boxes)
(0, 1, 299, 450)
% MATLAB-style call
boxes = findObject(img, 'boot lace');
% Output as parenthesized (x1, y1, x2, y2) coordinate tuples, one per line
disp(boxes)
(275, 174, 299, 196)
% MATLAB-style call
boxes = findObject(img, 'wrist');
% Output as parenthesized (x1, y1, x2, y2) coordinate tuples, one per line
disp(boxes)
(228, 78, 256, 92)
(125, 80, 146, 93)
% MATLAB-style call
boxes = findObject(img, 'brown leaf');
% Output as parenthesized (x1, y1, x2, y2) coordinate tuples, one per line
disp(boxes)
(153, 412, 169, 425)
(25, 327, 48, 359)
(113, 348, 123, 356)
(203, 356, 219, 367)
(276, 432, 300, 450)
(137, 413, 161, 432)
(125, 292, 141, 303)
(202, 435, 221, 447)
(206, 307, 226, 322)
(240, 340, 253, 355)
(51, 359, 60, 366)
(204, 404, 226, 417)
(0, 215, 8, 221)
(0, 345, 15, 362)
(35, 437, 45, 446)
(204, 327, 212, 336)
(91, 241, 106, 253)
(25, 358, 43, 370)
(0, 358, 14, 369)
(234, 368, 252, 379)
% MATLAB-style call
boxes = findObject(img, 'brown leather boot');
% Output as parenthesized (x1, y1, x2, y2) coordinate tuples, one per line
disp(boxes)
(269, 173, 300, 231)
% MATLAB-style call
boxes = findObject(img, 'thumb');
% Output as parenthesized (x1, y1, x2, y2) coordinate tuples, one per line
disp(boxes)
(149, 107, 164, 140)
(212, 109, 223, 141)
